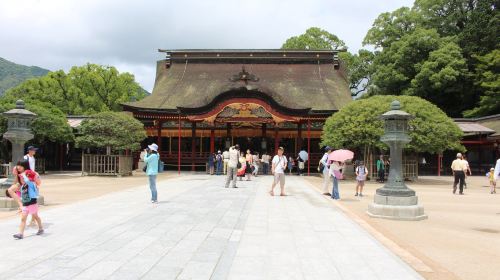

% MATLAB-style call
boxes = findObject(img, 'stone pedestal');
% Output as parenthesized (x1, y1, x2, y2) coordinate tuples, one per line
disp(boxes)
(366, 100, 427, 221)
(0, 196, 44, 210)
(367, 194, 427, 221)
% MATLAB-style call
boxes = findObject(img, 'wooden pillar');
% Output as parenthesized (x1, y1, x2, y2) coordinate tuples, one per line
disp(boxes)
(191, 122, 196, 171)
(262, 124, 267, 152)
(169, 136, 172, 155)
(178, 114, 181, 175)
(274, 126, 279, 154)
(156, 120, 162, 153)
(297, 122, 302, 152)
(200, 131, 203, 155)
(210, 128, 215, 154)
(307, 119, 311, 176)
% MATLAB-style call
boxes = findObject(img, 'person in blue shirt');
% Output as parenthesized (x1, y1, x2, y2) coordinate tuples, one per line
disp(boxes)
(144, 143, 159, 203)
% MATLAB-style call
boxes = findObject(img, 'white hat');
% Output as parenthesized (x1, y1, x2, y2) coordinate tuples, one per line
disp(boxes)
(456, 153, 462, 158)
(148, 143, 158, 152)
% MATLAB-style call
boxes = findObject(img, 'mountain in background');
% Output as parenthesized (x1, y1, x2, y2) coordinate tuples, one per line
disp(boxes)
(0, 57, 50, 95)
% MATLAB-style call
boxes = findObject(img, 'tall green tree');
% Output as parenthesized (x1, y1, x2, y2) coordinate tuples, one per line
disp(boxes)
(414, 0, 499, 57)
(463, 49, 500, 116)
(321, 95, 464, 156)
(4, 64, 147, 115)
(363, 7, 422, 48)
(76, 112, 146, 153)
(364, 1, 499, 117)
(282, 27, 374, 96)
(281, 27, 347, 50)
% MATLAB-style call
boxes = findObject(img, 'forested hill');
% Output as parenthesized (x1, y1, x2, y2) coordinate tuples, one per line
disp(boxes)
(0, 57, 49, 95)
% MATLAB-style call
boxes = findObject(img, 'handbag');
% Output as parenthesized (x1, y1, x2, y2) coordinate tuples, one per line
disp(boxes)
(333, 169, 343, 180)
(318, 162, 324, 173)
(142, 164, 147, 172)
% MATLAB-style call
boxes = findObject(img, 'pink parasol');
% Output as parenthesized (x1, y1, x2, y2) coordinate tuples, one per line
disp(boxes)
(328, 149, 354, 162)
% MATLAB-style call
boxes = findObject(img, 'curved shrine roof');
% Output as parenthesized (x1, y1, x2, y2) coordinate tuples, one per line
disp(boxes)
(124, 50, 352, 114)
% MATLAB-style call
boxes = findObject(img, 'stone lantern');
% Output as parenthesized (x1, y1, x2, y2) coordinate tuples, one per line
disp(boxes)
(367, 100, 427, 221)
(0, 100, 37, 208)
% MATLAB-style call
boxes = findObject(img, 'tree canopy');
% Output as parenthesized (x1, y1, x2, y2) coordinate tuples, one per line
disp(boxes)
(364, 0, 499, 117)
(321, 95, 464, 154)
(75, 112, 146, 151)
(463, 49, 500, 117)
(281, 27, 373, 96)
(281, 27, 347, 50)
(3, 63, 147, 115)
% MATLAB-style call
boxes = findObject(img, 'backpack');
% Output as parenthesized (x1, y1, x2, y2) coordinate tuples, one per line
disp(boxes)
(21, 174, 38, 204)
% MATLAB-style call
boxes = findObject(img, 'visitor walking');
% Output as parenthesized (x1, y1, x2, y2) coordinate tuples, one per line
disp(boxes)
(216, 151, 223, 175)
(329, 160, 342, 200)
(487, 168, 496, 194)
(7, 160, 43, 239)
(451, 153, 467, 195)
(208, 153, 215, 175)
(462, 155, 471, 189)
(252, 152, 260, 176)
(144, 144, 159, 203)
(269, 147, 287, 196)
(24, 146, 38, 171)
(320, 146, 333, 195)
(245, 149, 253, 181)
(297, 149, 308, 176)
(355, 161, 368, 197)
(376, 155, 386, 183)
(288, 156, 295, 174)
(225, 144, 240, 188)
(261, 152, 270, 175)
(223, 149, 230, 175)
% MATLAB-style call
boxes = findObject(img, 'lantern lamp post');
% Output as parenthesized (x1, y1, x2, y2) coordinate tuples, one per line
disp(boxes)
(0, 100, 38, 209)
(367, 100, 427, 221)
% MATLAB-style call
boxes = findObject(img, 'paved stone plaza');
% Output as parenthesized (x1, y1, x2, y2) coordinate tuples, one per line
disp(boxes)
(0, 174, 422, 280)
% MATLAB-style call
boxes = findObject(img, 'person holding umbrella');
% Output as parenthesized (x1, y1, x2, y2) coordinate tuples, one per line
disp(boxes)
(319, 147, 333, 195)
(297, 148, 308, 176)
(328, 149, 354, 200)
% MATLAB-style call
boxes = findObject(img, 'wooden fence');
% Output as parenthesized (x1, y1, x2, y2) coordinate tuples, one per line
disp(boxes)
(0, 164, 11, 178)
(371, 159, 418, 181)
(82, 154, 133, 176)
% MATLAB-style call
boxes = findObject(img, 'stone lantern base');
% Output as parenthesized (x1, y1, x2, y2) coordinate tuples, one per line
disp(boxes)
(0, 186, 45, 210)
(367, 194, 427, 221)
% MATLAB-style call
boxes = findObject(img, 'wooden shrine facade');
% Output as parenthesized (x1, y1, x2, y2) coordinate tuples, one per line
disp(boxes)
(123, 49, 352, 172)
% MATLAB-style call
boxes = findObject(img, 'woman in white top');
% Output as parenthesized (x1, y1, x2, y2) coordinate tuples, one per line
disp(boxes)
(329, 161, 341, 200)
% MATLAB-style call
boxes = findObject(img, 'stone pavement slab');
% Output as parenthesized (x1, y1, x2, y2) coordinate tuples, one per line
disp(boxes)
(0, 174, 422, 280)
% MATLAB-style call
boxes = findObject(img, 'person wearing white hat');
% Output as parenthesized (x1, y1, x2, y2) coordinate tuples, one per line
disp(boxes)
(144, 143, 159, 203)
(451, 152, 467, 195)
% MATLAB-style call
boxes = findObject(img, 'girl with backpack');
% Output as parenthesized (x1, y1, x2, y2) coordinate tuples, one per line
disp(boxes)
(7, 160, 43, 239)
(355, 161, 368, 197)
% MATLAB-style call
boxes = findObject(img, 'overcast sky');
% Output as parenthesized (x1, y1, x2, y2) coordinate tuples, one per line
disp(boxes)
(0, 0, 413, 92)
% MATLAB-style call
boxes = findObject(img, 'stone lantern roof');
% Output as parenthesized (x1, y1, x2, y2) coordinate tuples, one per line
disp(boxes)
(380, 100, 413, 120)
(3, 100, 37, 117)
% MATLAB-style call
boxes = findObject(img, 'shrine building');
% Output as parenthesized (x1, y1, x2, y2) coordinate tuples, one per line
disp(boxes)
(123, 49, 352, 171)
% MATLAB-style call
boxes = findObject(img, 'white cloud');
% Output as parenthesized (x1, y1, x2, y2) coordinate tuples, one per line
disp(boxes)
(0, 0, 413, 92)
